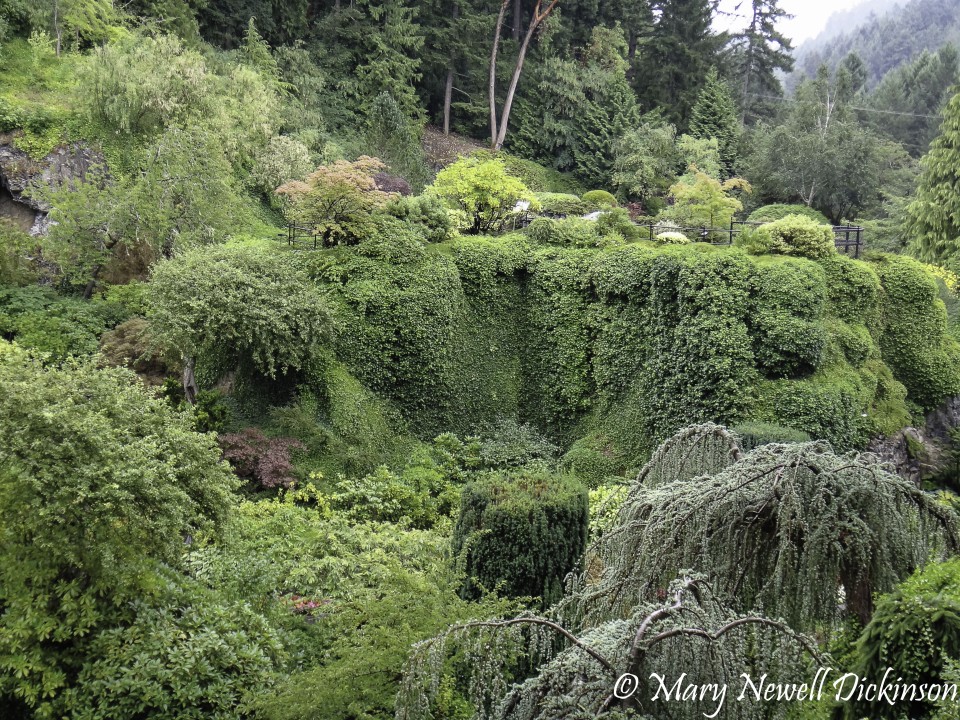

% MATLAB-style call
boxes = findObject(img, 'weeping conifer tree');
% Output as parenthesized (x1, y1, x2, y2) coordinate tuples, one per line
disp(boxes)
(395, 424, 959, 720)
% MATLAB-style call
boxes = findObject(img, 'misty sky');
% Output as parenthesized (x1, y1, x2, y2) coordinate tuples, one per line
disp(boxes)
(715, 0, 868, 46)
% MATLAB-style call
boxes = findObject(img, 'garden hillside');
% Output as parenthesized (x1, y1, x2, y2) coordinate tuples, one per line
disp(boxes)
(265, 230, 958, 477)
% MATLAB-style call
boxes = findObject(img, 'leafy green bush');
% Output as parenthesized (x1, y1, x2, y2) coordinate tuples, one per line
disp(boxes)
(841, 558, 960, 720)
(384, 192, 457, 243)
(0, 286, 109, 361)
(747, 203, 830, 225)
(560, 433, 625, 488)
(747, 214, 836, 259)
(0, 344, 237, 715)
(147, 245, 332, 382)
(581, 189, 617, 209)
(595, 206, 640, 240)
(533, 192, 587, 216)
(430, 155, 536, 234)
(65, 575, 285, 720)
(453, 469, 588, 606)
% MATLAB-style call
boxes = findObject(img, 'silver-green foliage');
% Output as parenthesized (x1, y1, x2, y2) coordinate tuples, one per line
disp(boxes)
(582, 430, 957, 630)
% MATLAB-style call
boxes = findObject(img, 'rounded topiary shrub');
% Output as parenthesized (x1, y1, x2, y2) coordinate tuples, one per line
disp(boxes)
(750, 214, 836, 259)
(582, 190, 617, 209)
(655, 231, 691, 245)
(534, 192, 587, 216)
(747, 203, 830, 226)
(526, 216, 600, 247)
(452, 469, 589, 607)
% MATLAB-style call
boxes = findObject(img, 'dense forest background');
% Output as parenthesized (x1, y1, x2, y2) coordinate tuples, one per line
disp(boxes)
(4, 1, 960, 719)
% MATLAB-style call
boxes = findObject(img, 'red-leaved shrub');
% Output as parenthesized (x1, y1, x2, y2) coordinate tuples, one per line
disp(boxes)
(218, 428, 305, 489)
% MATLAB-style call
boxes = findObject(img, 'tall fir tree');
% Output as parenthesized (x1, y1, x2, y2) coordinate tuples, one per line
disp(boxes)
(632, 0, 722, 127)
(906, 90, 960, 269)
(688, 67, 740, 176)
(728, 0, 794, 124)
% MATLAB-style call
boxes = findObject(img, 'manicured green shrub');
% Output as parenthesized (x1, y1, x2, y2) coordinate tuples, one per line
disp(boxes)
(533, 192, 587, 216)
(747, 203, 830, 225)
(526, 217, 600, 246)
(595, 206, 640, 240)
(560, 433, 625, 488)
(749, 214, 836, 259)
(453, 469, 588, 606)
(654, 231, 690, 245)
(732, 421, 810, 451)
(841, 558, 960, 720)
(581, 189, 617, 209)
(874, 254, 960, 410)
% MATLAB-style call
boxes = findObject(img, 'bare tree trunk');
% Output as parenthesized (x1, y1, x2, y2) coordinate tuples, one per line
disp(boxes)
(443, 70, 454, 135)
(489, 0, 511, 146)
(54, 0, 62, 57)
(444, 3, 460, 135)
(513, 0, 522, 40)
(493, 0, 560, 151)
(183, 357, 198, 406)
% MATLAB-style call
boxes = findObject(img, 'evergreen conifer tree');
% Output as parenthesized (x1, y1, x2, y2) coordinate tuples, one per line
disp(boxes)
(688, 67, 741, 176)
(728, 0, 794, 124)
(632, 0, 721, 127)
(906, 90, 960, 268)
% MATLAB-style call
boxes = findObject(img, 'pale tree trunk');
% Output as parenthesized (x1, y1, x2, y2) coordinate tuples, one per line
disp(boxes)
(183, 357, 198, 406)
(443, 3, 460, 135)
(492, 0, 560, 151)
(54, 0, 62, 57)
(443, 70, 454, 134)
(489, 0, 510, 146)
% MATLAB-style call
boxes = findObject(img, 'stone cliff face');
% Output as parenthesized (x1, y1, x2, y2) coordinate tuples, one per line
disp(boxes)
(0, 137, 105, 234)
(868, 395, 960, 486)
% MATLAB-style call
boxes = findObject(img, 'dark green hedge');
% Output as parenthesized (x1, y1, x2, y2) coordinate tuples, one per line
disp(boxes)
(452, 469, 588, 606)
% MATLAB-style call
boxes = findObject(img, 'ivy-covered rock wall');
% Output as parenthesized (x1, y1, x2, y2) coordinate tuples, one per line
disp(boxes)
(313, 231, 960, 465)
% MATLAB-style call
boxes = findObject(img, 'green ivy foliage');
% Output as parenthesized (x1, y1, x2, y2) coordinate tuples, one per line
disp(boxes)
(310, 235, 948, 462)
(453, 468, 588, 607)
(874, 254, 960, 410)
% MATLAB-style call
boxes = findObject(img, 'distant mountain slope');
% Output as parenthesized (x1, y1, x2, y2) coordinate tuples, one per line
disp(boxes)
(789, 0, 960, 89)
